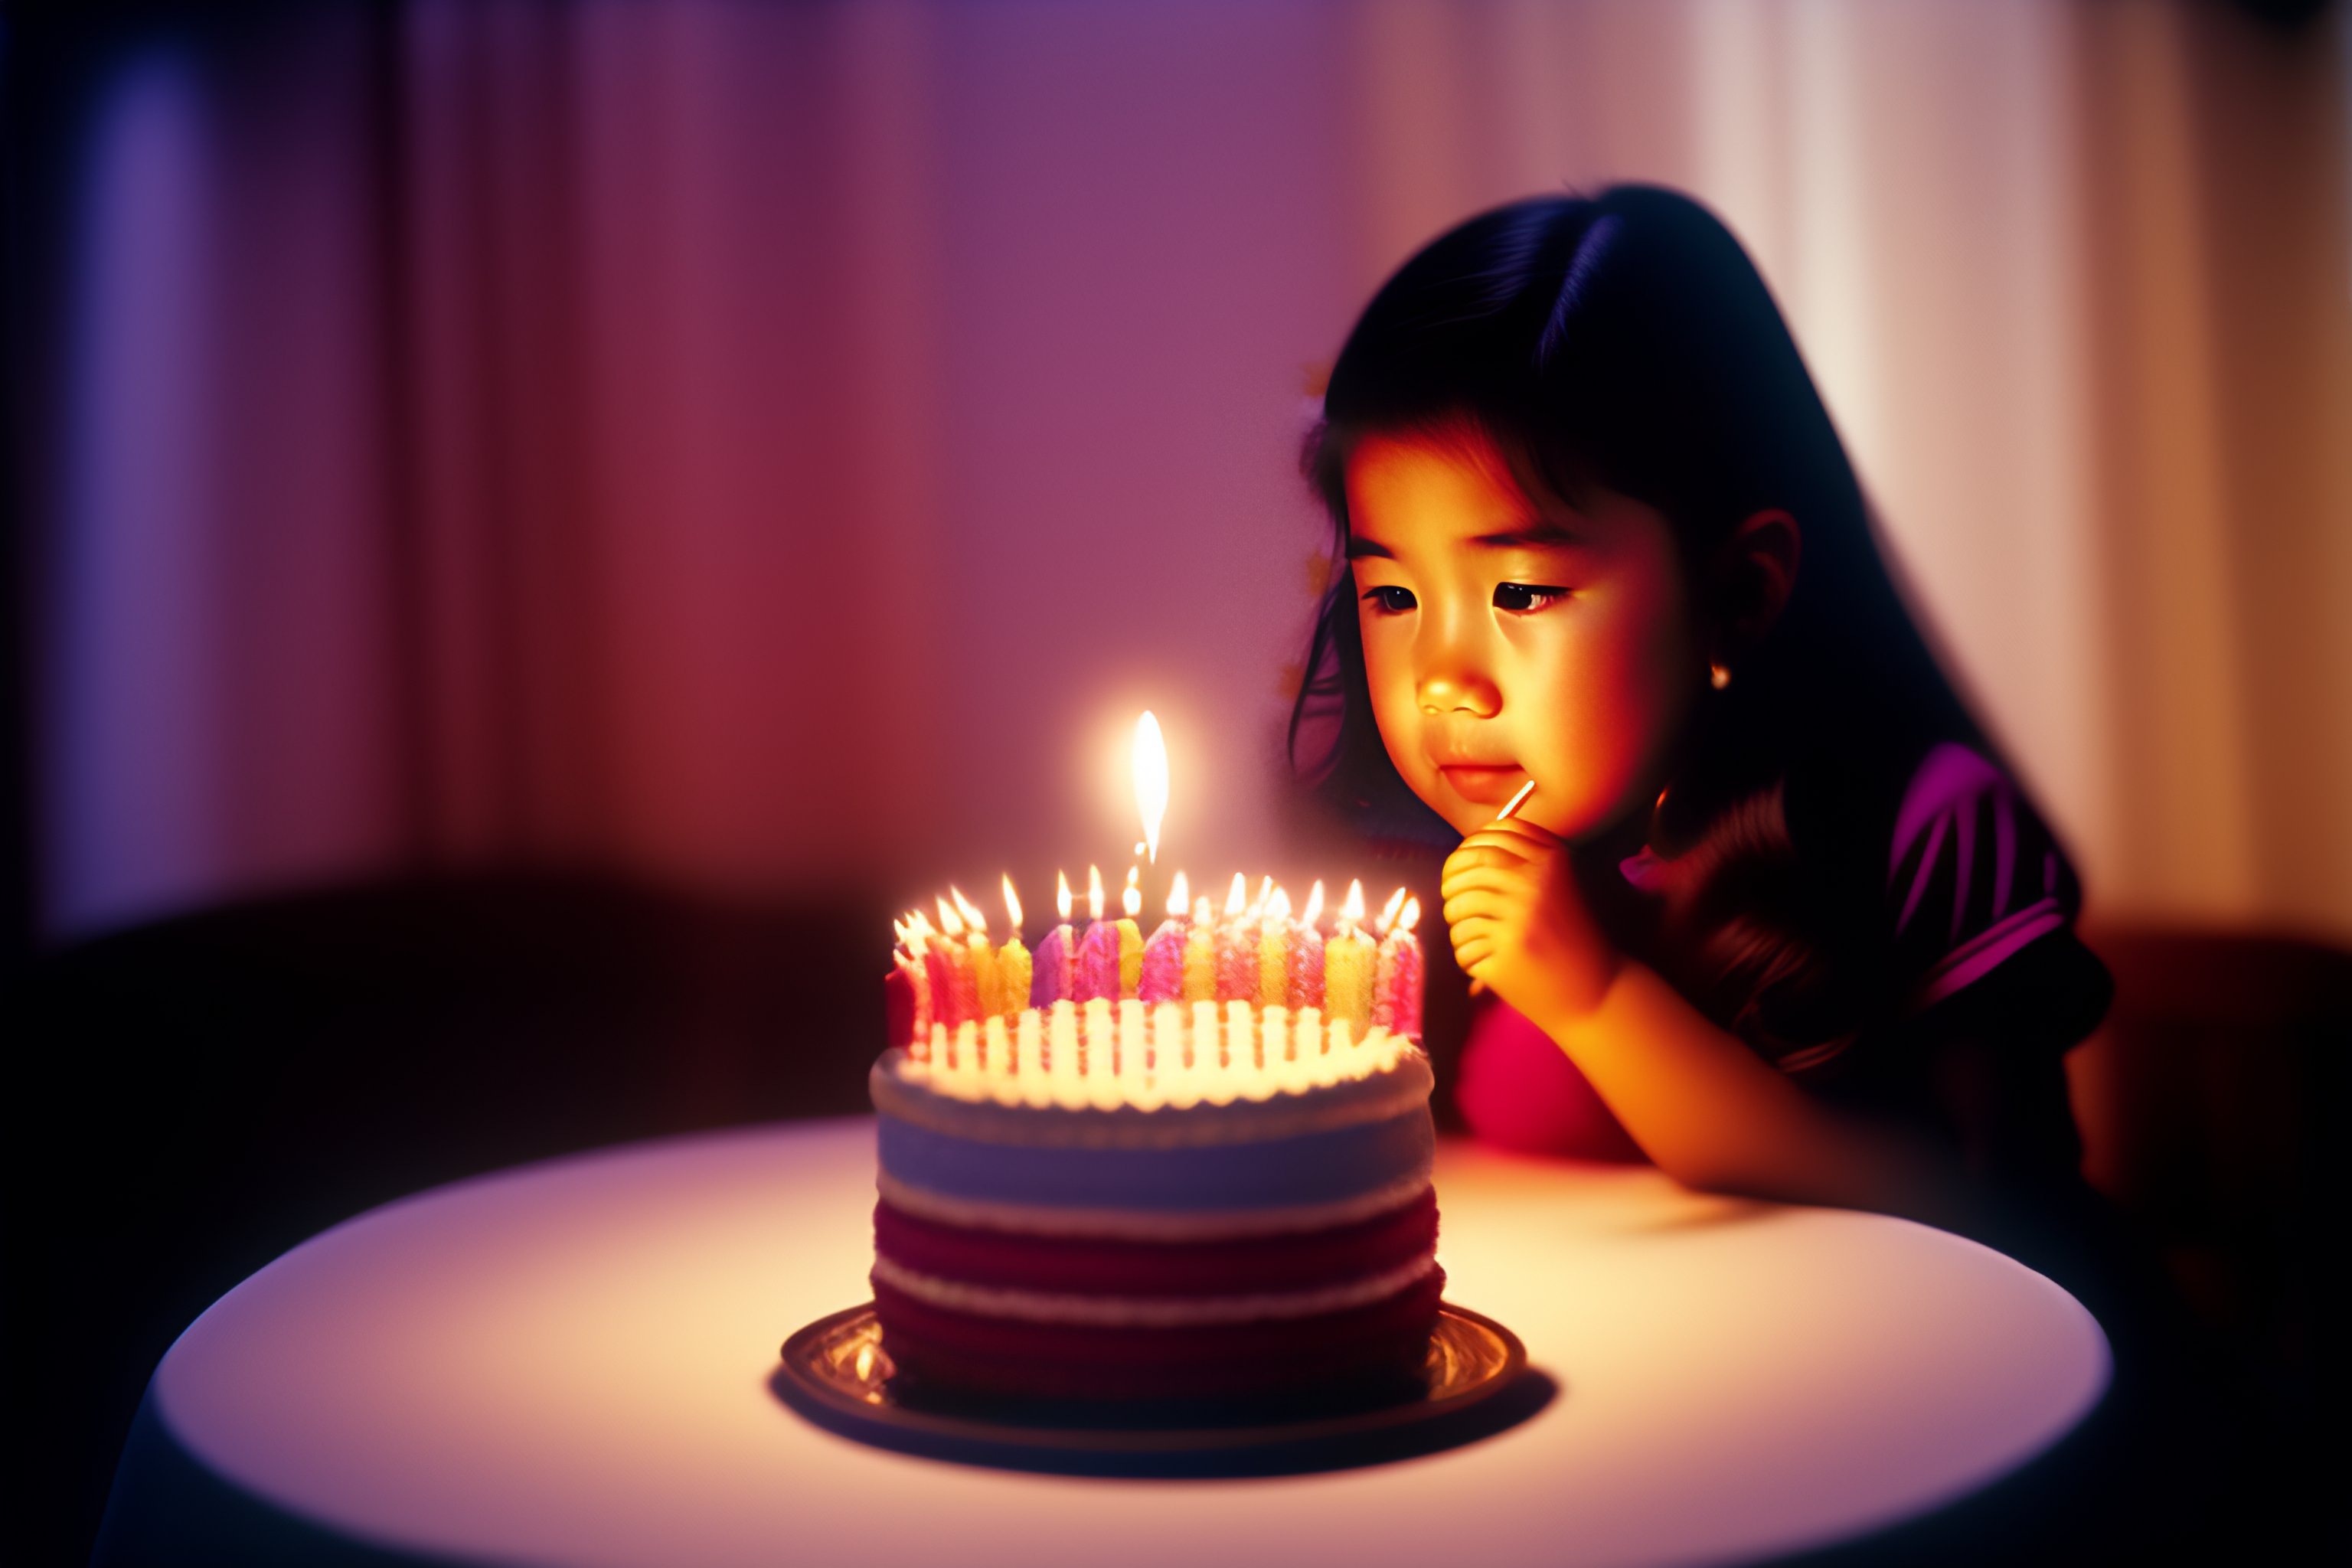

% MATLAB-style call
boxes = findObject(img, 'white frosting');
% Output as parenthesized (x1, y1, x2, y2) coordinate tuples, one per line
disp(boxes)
(874, 1171, 1435, 1241)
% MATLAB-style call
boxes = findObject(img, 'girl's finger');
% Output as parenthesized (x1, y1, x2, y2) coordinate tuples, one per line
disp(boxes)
(1450, 832, 1537, 867)
(1439, 866, 1529, 903)
(1471, 815, 1566, 853)
(1442, 891, 1511, 928)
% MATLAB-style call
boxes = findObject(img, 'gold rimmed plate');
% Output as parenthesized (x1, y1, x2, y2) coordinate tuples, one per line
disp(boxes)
(772, 1302, 1548, 1476)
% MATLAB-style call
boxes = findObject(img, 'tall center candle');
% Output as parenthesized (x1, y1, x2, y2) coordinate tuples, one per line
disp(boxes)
(1116, 866, 1145, 998)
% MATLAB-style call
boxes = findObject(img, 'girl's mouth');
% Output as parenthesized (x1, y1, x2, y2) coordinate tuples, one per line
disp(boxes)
(1438, 765, 1527, 805)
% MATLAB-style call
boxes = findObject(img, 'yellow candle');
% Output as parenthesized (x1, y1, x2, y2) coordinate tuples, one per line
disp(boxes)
(1256, 885, 1292, 1007)
(1325, 880, 1374, 1033)
(1181, 893, 1217, 1002)
(1116, 866, 1144, 997)
(996, 876, 1032, 1018)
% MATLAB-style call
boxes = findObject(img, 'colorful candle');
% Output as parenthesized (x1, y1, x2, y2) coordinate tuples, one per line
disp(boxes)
(1116, 866, 1145, 998)
(1181, 893, 1217, 1002)
(995, 876, 1031, 1021)
(951, 887, 999, 1019)
(935, 897, 982, 1024)
(1029, 871, 1077, 1008)
(1215, 873, 1256, 1002)
(1139, 871, 1190, 1004)
(1389, 897, 1425, 1040)
(1371, 888, 1403, 1031)
(1288, 880, 1327, 1012)
(1325, 879, 1375, 1034)
(1256, 886, 1292, 1008)
(1074, 864, 1122, 1002)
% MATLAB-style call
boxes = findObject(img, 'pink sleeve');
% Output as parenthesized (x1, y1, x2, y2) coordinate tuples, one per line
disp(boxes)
(1885, 743, 2074, 1017)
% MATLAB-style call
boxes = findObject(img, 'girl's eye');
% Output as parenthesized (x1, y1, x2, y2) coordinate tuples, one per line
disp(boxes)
(1361, 586, 1417, 616)
(1493, 582, 1568, 613)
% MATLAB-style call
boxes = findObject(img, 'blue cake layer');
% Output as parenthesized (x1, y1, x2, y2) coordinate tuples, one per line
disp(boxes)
(876, 1105, 1434, 1216)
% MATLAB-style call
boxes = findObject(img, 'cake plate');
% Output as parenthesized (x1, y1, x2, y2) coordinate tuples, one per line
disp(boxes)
(773, 1301, 1544, 1477)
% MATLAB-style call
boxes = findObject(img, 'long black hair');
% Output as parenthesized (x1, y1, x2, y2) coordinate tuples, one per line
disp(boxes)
(1291, 186, 2033, 1059)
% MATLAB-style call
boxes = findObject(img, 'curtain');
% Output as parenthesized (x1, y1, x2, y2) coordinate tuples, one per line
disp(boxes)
(30, 0, 2352, 943)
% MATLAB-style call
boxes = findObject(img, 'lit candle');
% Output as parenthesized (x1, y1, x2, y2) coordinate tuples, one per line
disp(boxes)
(1371, 887, 1405, 1030)
(936, 897, 982, 1025)
(1389, 897, 1426, 1040)
(1133, 711, 1169, 864)
(995, 876, 1031, 1021)
(1256, 885, 1292, 1008)
(950, 887, 998, 1019)
(1074, 864, 1122, 1002)
(1325, 879, 1375, 1034)
(1139, 870, 1190, 1003)
(1030, 871, 1077, 1008)
(1288, 880, 1326, 1013)
(1181, 893, 1217, 1002)
(1215, 873, 1256, 1002)
(1117, 866, 1145, 998)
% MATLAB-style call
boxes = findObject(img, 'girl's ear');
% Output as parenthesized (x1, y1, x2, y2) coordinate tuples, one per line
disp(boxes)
(1709, 508, 1801, 663)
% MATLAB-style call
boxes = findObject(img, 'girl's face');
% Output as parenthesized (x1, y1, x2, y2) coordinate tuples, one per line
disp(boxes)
(1344, 426, 1704, 843)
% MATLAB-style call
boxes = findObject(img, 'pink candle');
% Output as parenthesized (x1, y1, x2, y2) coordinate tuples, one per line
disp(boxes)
(1383, 896, 1425, 1038)
(1138, 870, 1190, 1004)
(1287, 880, 1327, 1011)
(1214, 873, 1256, 1003)
(1029, 871, 1078, 1007)
(1073, 864, 1121, 1002)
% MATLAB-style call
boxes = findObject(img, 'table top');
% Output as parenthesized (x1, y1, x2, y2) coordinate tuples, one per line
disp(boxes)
(126, 1119, 2108, 1567)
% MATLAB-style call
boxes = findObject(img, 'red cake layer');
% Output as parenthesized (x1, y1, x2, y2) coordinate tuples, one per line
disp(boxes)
(873, 1268, 1446, 1400)
(872, 1187, 1436, 1298)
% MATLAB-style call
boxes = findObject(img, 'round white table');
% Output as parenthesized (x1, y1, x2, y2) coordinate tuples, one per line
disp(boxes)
(98, 1119, 2109, 1566)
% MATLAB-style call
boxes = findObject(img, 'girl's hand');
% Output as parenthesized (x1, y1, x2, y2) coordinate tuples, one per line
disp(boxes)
(1440, 818, 1620, 1027)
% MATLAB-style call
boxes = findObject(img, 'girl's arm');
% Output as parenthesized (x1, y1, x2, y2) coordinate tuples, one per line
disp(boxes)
(1443, 821, 1971, 1229)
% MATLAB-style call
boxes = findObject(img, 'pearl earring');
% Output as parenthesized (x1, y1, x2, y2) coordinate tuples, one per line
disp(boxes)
(1709, 662, 1732, 691)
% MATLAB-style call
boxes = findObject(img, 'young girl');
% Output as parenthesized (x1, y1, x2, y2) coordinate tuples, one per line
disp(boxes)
(1289, 185, 2122, 1279)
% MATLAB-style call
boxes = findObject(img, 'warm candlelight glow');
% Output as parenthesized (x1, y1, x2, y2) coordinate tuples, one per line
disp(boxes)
(936, 896, 965, 938)
(1167, 869, 1190, 916)
(1267, 885, 1292, 922)
(1055, 871, 1073, 923)
(1192, 894, 1214, 926)
(1377, 886, 1406, 935)
(1225, 873, 1247, 917)
(1132, 710, 1169, 864)
(1087, 864, 1106, 922)
(1302, 880, 1326, 928)
(1341, 879, 1366, 926)
(1001, 875, 1024, 933)
(950, 885, 988, 936)
(1400, 896, 1421, 932)
(1122, 865, 1142, 918)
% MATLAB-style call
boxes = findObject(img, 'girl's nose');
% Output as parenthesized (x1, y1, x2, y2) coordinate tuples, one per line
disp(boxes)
(1418, 667, 1501, 718)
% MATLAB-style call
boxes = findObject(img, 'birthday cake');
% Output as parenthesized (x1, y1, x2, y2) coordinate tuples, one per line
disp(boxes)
(870, 870, 1440, 1403)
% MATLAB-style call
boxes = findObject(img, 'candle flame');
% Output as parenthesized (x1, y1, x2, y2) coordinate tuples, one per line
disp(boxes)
(1002, 875, 1024, 933)
(1377, 886, 1406, 935)
(1132, 711, 1169, 864)
(1400, 895, 1422, 933)
(1268, 885, 1292, 922)
(1087, 864, 1105, 922)
(1193, 894, 1214, 926)
(1122, 865, 1142, 919)
(936, 896, 965, 939)
(950, 884, 988, 937)
(1225, 873, 1248, 917)
(1256, 875, 1275, 913)
(1341, 879, 1366, 925)
(1056, 870, 1073, 923)
(1168, 869, 1190, 916)
(1302, 880, 1325, 927)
